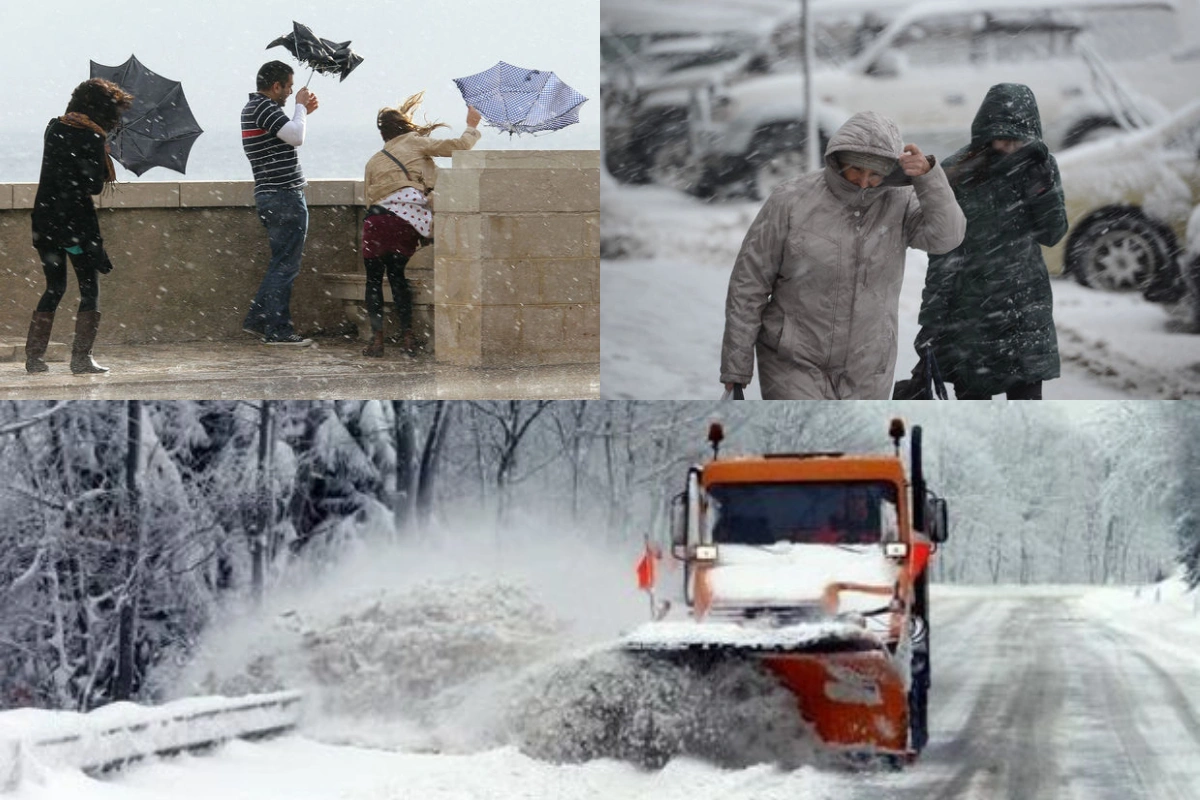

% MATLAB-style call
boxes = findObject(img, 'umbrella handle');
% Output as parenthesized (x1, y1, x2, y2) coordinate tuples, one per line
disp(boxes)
(304, 65, 316, 88)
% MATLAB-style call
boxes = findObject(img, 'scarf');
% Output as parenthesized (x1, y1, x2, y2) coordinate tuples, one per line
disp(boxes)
(59, 112, 117, 184)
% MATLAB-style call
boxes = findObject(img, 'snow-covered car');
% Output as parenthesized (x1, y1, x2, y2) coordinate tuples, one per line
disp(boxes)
(695, 0, 1187, 199)
(1045, 99, 1200, 301)
(604, 32, 773, 186)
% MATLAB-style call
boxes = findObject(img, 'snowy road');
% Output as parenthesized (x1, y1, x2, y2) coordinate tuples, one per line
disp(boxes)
(17, 586, 1200, 800)
(601, 185, 1200, 399)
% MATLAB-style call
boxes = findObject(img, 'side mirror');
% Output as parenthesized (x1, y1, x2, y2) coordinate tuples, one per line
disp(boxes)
(669, 491, 687, 547)
(928, 497, 949, 543)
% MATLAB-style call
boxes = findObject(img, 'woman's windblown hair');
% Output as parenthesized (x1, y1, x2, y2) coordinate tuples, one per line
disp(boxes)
(377, 91, 450, 141)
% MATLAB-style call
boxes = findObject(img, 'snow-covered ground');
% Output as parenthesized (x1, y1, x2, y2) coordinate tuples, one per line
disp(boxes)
(7, 556, 1200, 799)
(600, 184, 1200, 399)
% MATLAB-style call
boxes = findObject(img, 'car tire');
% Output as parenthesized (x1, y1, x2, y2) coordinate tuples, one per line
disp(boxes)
(1064, 206, 1181, 298)
(748, 124, 829, 201)
(649, 136, 715, 198)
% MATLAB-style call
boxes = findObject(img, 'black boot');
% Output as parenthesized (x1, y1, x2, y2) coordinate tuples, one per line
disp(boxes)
(70, 310, 109, 374)
(24, 311, 55, 373)
(362, 329, 385, 358)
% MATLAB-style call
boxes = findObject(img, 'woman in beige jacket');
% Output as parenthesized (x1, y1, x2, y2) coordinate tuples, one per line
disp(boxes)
(360, 93, 481, 357)
(720, 111, 966, 399)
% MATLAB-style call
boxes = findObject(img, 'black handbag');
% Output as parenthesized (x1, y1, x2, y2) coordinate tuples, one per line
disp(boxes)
(892, 345, 948, 400)
(720, 384, 745, 400)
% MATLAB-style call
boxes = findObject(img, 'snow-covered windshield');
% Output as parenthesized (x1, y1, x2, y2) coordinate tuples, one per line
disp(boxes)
(707, 481, 899, 546)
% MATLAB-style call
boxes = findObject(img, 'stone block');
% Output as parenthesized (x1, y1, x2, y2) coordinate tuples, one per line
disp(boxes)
(451, 150, 600, 171)
(522, 305, 568, 351)
(305, 181, 358, 207)
(540, 259, 598, 304)
(479, 260, 531, 304)
(433, 257, 481, 305)
(0, 185, 12, 210)
(97, 182, 180, 208)
(12, 184, 38, 209)
(484, 215, 586, 259)
(582, 213, 600, 257)
(481, 305, 523, 360)
(478, 169, 600, 213)
(562, 303, 601, 357)
(180, 182, 255, 207)
(435, 303, 482, 366)
(436, 214, 485, 259)
(435, 169, 480, 214)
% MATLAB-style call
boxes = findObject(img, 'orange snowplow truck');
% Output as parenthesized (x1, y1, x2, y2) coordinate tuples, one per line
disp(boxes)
(631, 418, 948, 762)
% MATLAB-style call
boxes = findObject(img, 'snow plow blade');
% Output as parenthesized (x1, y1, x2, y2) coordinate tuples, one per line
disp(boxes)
(622, 621, 911, 756)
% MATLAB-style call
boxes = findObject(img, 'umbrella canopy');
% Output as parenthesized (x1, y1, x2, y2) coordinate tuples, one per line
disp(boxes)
(452, 61, 588, 135)
(89, 55, 204, 176)
(267, 21, 363, 83)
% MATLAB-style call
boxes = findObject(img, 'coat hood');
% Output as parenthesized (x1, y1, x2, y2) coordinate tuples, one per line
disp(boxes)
(824, 110, 903, 173)
(970, 83, 1043, 145)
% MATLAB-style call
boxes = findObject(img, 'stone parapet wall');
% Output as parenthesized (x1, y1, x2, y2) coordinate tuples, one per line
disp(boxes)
(0, 180, 364, 344)
(1, 149, 600, 367)
(434, 150, 600, 367)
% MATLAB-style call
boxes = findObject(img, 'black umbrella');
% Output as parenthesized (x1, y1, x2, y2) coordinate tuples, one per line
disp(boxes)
(89, 55, 204, 176)
(267, 21, 363, 85)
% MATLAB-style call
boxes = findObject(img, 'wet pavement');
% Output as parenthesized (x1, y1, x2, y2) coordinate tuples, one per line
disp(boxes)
(0, 337, 599, 400)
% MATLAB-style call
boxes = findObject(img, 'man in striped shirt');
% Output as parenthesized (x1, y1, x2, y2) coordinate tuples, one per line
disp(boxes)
(240, 60, 319, 345)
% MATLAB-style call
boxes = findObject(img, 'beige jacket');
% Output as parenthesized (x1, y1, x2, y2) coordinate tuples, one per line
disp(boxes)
(364, 127, 481, 206)
(720, 111, 966, 399)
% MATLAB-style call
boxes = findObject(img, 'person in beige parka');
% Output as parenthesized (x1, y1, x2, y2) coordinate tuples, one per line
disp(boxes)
(360, 93, 481, 357)
(720, 111, 966, 399)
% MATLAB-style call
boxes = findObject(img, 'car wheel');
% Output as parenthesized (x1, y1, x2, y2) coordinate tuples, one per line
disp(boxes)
(648, 136, 713, 197)
(1184, 254, 1200, 332)
(753, 148, 808, 201)
(1064, 206, 1175, 293)
(604, 142, 652, 184)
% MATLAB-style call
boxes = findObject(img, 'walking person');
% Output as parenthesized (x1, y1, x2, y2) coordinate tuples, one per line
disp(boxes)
(25, 78, 132, 374)
(913, 83, 1069, 400)
(241, 60, 319, 346)
(360, 93, 481, 357)
(720, 111, 966, 399)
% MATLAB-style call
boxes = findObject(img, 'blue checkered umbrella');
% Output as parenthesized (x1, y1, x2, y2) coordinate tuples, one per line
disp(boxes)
(452, 61, 588, 135)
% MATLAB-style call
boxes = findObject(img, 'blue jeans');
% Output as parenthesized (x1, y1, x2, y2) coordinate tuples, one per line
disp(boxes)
(245, 189, 308, 338)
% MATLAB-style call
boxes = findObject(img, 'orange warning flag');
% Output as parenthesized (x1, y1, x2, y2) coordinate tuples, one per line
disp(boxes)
(636, 544, 657, 591)
(911, 541, 932, 577)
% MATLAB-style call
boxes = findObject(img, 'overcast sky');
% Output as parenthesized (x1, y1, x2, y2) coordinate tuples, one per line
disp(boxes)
(1, 0, 599, 180)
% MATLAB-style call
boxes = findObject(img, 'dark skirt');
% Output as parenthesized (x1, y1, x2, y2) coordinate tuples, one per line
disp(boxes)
(362, 211, 423, 260)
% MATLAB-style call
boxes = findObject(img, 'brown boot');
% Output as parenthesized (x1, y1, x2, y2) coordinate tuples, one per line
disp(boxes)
(70, 310, 109, 374)
(362, 329, 385, 358)
(401, 329, 416, 355)
(24, 311, 55, 373)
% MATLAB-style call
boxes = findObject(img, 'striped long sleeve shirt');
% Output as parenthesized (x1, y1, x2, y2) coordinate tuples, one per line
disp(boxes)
(241, 93, 306, 194)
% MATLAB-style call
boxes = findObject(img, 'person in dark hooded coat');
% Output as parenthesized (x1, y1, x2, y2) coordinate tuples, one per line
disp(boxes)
(24, 78, 132, 375)
(913, 83, 1068, 400)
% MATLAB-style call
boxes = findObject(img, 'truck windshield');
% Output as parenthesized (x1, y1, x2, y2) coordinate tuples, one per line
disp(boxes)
(707, 481, 898, 546)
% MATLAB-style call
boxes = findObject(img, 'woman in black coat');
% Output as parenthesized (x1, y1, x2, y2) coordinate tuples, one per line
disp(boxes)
(914, 83, 1069, 400)
(24, 78, 132, 374)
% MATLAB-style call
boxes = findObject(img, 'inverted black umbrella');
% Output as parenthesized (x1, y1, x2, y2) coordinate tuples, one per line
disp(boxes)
(267, 21, 363, 85)
(89, 55, 204, 176)
(452, 61, 588, 136)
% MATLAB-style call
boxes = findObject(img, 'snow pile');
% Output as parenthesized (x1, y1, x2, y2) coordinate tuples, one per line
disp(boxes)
(505, 648, 816, 769)
(187, 577, 566, 752)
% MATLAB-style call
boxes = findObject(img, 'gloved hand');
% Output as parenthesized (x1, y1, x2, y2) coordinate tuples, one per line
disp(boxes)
(1012, 140, 1054, 199)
